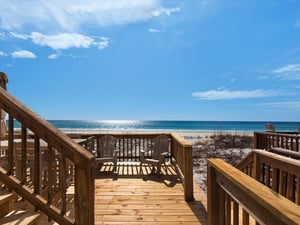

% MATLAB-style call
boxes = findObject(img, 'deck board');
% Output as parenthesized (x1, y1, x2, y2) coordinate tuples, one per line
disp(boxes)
(94, 163, 207, 225)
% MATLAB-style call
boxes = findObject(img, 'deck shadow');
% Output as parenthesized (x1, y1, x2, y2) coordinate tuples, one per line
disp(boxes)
(94, 162, 181, 187)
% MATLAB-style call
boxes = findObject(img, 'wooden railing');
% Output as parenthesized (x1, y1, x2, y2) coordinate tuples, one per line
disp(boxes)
(254, 131, 300, 152)
(80, 132, 194, 201)
(0, 88, 95, 225)
(207, 157, 300, 225)
(237, 149, 300, 205)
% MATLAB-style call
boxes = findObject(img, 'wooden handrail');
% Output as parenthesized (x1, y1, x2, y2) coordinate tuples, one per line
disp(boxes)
(0, 88, 95, 225)
(237, 149, 300, 205)
(254, 131, 300, 152)
(270, 147, 300, 159)
(207, 158, 300, 225)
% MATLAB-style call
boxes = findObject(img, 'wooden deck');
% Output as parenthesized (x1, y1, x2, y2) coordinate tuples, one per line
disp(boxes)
(13, 162, 207, 224)
(94, 163, 207, 225)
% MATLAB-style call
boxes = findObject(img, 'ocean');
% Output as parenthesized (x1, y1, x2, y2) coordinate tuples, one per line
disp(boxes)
(42, 120, 300, 133)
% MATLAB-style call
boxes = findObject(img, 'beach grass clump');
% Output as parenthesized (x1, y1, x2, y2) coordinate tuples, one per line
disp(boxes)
(210, 133, 253, 149)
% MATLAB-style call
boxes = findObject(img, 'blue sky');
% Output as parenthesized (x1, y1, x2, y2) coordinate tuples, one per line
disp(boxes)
(0, 0, 300, 121)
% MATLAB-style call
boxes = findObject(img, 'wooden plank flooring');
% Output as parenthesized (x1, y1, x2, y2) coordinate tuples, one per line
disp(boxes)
(15, 162, 208, 224)
(94, 162, 207, 225)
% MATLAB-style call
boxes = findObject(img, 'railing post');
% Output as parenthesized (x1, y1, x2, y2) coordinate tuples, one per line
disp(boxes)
(75, 162, 95, 225)
(183, 145, 193, 201)
(253, 151, 261, 181)
(207, 161, 224, 225)
(253, 132, 258, 149)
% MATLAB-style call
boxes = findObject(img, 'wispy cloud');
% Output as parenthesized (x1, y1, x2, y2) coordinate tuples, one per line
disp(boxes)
(258, 101, 300, 110)
(0, 51, 7, 56)
(48, 53, 61, 59)
(11, 50, 37, 59)
(149, 28, 161, 33)
(151, 7, 181, 17)
(273, 64, 300, 80)
(192, 89, 280, 100)
(0, 1, 180, 32)
(10, 32, 110, 50)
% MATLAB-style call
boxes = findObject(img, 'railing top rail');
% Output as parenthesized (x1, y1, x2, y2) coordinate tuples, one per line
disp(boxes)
(170, 133, 192, 147)
(0, 88, 95, 166)
(252, 149, 300, 175)
(208, 158, 300, 225)
(254, 131, 299, 137)
(270, 147, 300, 159)
(71, 132, 192, 148)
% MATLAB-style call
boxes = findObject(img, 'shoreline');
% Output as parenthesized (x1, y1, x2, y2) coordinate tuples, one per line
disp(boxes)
(61, 128, 254, 136)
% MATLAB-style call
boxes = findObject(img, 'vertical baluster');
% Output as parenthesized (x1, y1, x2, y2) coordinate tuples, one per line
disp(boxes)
(207, 163, 221, 225)
(286, 173, 291, 200)
(134, 137, 137, 162)
(265, 165, 270, 187)
(34, 135, 41, 194)
(261, 163, 266, 184)
(7, 115, 14, 175)
(115, 136, 120, 162)
(218, 187, 225, 224)
(271, 134, 274, 148)
(272, 167, 278, 192)
(296, 175, 300, 205)
(233, 201, 239, 225)
(127, 137, 130, 161)
(60, 156, 67, 216)
(20, 125, 27, 184)
(242, 209, 249, 225)
(47, 145, 54, 222)
(225, 194, 231, 225)
(122, 137, 125, 162)
(279, 170, 284, 195)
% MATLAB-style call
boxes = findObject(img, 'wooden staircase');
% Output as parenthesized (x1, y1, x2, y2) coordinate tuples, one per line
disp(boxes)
(0, 192, 42, 225)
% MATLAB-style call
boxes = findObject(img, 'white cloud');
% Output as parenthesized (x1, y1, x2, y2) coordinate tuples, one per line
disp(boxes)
(192, 89, 279, 100)
(0, 51, 7, 56)
(11, 32, 110, 50)
(273, 64, 300, 73)
(97, 37, 110, 49)
(0, 1, 181, 32)
(149, 28, 161, 33)
(48, 53, 61, 59)
(30, 32, 92, 49)
(151, 7, 181, 17)
(273, 64, 300, 80)
(11, 50, 37, 59)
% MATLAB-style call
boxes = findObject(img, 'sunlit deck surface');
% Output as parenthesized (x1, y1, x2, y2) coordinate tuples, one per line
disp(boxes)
(18, 162, 206, 224)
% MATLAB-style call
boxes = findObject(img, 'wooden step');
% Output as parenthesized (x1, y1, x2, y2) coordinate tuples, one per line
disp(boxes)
(0, 210, 42, 225)
(0, 193, 14, 218)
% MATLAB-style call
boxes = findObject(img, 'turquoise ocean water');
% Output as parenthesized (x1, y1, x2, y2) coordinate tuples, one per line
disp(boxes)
(43, 120, 300, 132)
